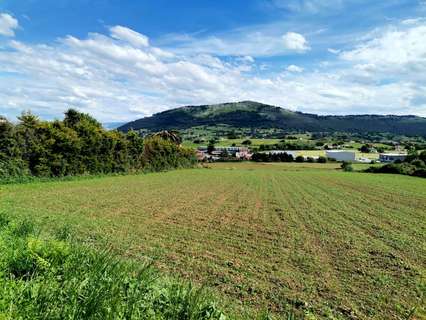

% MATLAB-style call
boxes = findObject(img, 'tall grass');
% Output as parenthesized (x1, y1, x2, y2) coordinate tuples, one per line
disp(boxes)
(0, 214, 278, 320)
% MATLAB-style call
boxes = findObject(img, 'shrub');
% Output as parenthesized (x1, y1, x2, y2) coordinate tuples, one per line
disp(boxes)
(317, 156, 327, 163)
(242, 139, 252, 146)
(0, 159, 30, 181)
(411, 159, 425, 168)
(0, 110, 196, 181)
(341, 162, 353, 172)
(365, 163, 417, 176)
(142, 137, 196, 172)
(295, 156, 304, 163)
(413, 169, 426, 178)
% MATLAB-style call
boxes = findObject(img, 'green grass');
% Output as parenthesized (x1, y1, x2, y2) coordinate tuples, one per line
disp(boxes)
(182, 138, 282, 148)
(1, 163, 425, 319)
(0, 216, 268, 320)
(295, 150, 379, 160)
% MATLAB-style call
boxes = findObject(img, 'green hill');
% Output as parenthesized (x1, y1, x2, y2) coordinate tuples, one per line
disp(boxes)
(118, 101, 426, 136)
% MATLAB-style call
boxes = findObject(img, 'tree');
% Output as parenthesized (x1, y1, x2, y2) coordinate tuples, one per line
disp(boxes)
(152, 130, 182, 145)
(207, 143, 215, 155)
(295, 155, 304, 163)
(242, 139, 252, 146)
(341, 161, 353, 172)
(315, 141, 324, 147)
(227, 130, 239, 139)
(317, 156, 327, 163)
(360, 144, 372, 153)
(0, 109, 196, 179)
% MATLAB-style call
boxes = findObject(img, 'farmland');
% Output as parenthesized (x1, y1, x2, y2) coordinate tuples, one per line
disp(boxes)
(1, 163, 425, 319)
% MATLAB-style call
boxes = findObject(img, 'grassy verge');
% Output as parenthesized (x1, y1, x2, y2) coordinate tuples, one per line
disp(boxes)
(0, 214, 278, 320)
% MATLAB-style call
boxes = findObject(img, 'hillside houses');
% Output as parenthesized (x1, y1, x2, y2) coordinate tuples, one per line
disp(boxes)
(197, 146, 252, 161)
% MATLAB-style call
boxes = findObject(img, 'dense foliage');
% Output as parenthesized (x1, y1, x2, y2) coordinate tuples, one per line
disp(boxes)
(263, 142, 316, 151)
(366, 151, 426, 178)
(251, 152, 327, 164)
(0, 110, 196, 181)
(118, 101, 426, 137)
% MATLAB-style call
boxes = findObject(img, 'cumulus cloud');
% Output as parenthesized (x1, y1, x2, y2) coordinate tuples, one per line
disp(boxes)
(110, 25, 149, 47)
(0, 19, 425, 121)
(286, 65, 304, 73)
(282, 32, 310, 51)
(0, 13, 19, 37)
(340, 22, 426, 67)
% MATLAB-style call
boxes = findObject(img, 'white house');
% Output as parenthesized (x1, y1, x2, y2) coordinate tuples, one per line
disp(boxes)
(379, 153, 407, 163)
(325, 150, 356, 162)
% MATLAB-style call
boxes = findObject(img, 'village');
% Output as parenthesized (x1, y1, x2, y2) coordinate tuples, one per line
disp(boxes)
(196, 145, 408, 163)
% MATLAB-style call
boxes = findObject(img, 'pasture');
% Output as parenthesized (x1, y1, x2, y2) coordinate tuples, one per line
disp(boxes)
(1, 162, 425, 319)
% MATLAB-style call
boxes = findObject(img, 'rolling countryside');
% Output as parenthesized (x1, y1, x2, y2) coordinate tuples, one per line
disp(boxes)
(1, 163, 425, 319)
(1, 1, 426, 319)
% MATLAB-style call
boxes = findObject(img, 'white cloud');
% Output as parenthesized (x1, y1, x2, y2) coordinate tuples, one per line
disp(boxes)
(162, 29, 311, 57)
(286, 65, 304, 73)
(339, 20, 426, 85)
(110, 25, 149, 47)
(0, 20, 426, 122)
(340, 24, 426, 66)
(282, 32, 310, 51)
(327, 48, 340, 54)
(266, 0, 344, 14)
(0, 13, 19, 37)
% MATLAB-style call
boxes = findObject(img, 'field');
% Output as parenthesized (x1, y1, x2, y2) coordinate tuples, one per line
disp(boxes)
(295, 150, 379, 160)
(1, 163, 425, 319)
(182, 138, 282, 148)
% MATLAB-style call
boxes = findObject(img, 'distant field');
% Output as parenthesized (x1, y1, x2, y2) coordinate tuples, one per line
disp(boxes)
(296, 150, 380, 160)
(182, 138, 282, 148)
(182, 139, 381, 160)
(1, 163, 425, 319)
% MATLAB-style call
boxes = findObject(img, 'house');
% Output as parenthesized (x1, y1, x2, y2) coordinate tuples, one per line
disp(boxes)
(236, 150, 252, 160)
(195, 150, 207, 161)
(379, 153, 407, 163)
(197, 146, 252, 161)
(325, 150, 356, 162)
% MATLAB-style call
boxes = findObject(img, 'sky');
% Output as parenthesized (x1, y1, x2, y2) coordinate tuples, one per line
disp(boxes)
(0, 0, 425, 122)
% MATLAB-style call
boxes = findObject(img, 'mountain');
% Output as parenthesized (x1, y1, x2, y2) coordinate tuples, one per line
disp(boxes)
(103, 122, 126, 130)
(117, 101, 426, 137)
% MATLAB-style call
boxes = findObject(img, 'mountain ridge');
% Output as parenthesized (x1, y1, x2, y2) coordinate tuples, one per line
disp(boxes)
(118, 101, 426, 137)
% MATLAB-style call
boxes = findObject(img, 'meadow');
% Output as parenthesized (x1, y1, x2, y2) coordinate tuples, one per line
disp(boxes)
(1, 162, 425, 319)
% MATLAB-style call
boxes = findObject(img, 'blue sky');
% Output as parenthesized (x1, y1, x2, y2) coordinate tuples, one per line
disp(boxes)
(0, 0, 425, 121)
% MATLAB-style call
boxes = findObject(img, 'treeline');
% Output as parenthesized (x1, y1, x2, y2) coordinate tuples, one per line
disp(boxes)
(257, 141, 316, 151)
(366, 151, 426, 178)
(0, 110, 196, 181)
(252, 152, 327, 163)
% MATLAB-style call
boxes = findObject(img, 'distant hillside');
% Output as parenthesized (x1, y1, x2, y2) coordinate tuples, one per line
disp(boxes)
(118, 101, 426, 137)
(103, 122, 125, 130)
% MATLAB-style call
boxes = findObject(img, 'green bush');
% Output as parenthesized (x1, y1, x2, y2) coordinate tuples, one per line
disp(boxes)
(0, 159, 30, 181)
(0, 110, 196, 182)
(317, 156, 327, 163)
(341, 162, 353, 172)
(413, 168, 426, 178)
(365, 163, 417, 176)
(142, 137, 196, 172)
